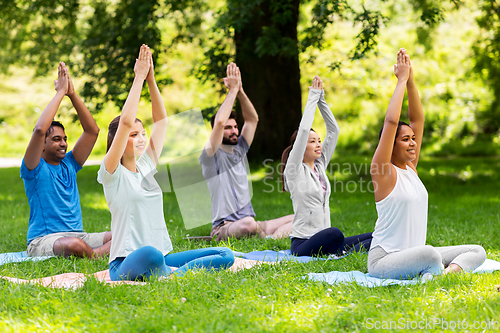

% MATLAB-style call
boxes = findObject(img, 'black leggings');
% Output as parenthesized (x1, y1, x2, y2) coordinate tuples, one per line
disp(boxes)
(291, 227, 372, 257)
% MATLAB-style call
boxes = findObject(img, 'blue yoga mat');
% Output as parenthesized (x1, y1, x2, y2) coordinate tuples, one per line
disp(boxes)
(0, 251, 53, 266)
(305, 259, 500, 288)
(233, 249, 344, 263)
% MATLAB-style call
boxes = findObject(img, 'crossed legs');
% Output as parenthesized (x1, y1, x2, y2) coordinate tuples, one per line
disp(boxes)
(290, 228, 372, 257)
(53, 232, 112, 259)
(109, 246, 235, 281)
(368, 244, 486, 279)
(211, 215, 294, 241)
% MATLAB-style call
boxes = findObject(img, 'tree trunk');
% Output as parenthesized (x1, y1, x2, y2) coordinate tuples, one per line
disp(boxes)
(234, 0, 302, 163)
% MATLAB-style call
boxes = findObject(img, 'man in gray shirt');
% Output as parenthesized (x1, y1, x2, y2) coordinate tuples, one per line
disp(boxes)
(199, 62, 293, 241)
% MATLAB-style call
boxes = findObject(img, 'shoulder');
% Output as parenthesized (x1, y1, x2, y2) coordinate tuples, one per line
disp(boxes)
(63, 151, 83, 172)
(237, 136, 249, 151)
(199, 147, 215, 165)
(20, 157, 44, 179)
(137, 153, 157, 174)
(406, 162, 418, 175)
(97, 159, 123, 186)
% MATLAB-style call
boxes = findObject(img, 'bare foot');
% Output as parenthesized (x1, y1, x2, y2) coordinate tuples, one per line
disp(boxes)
(443, 263, 463, 275)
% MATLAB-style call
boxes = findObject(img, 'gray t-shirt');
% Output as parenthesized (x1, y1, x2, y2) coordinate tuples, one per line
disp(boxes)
(199, 136, 256, 227)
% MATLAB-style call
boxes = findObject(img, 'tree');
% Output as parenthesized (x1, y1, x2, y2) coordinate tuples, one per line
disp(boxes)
(196, 0, 388, 160)
(0, 0, 80, 75)
(0, 0, 456, 159)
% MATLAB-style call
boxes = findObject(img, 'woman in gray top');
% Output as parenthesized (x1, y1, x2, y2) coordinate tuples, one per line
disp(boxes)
(281, 76, 372, 256)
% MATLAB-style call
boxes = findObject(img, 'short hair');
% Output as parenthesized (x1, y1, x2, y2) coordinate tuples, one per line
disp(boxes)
(210, 111, 237, 128)
(46, 121, 65, 138)
(379, 121, 410, 143)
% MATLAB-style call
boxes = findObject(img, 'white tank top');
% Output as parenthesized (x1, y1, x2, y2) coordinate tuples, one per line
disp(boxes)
(370, 165, 428, 253)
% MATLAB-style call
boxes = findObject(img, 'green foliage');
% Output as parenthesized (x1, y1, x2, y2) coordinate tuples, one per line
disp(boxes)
(0, 0, 80, 74)
(80, 0, 163, 111)
(473, 0, 500, 136)
(0, 0, 499, 158)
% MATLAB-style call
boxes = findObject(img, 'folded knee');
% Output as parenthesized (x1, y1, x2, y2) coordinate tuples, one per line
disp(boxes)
(326, 228, 344, 242)
(219, 247, 235, 266)
(472, 245, 487, 262)
(138, 246, 165, 266)
(240, 220, 259, 235)
(423, 245, 442, 263)
(53, 237, 88, 256)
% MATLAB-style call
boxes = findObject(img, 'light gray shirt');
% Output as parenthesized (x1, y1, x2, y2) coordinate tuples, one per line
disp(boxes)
(199, 137, 255, 227)
(284, 89, 340, 239)
(97, 153, 173, 263)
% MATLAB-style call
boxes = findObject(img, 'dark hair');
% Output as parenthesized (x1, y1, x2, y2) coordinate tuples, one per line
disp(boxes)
(280, 128, 316, 192)
(210, 111, 237, 128)
(45, 121, 65, 138)
(106, 116, 143, 152)
(378, 121, 410, 143)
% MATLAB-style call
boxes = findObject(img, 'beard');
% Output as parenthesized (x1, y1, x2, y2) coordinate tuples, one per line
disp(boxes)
(222, 135, 238, 145)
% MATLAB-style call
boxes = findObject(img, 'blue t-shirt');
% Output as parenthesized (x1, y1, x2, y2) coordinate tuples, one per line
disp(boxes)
(20, 151, 84, 245)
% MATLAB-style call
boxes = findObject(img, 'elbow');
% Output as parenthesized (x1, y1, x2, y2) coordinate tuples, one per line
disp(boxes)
(89, 126, 100, 137)
(120, 118, 134, 129)
(33, 126, 47, 138)
(214, 118, 226, 129)
(384, 119, 399, 127)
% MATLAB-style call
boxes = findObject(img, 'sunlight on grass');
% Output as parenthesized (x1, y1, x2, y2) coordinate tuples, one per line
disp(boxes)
(0, 157, 498, 332)
(0, 194, 14, 201)
(80, 193, 108, 210)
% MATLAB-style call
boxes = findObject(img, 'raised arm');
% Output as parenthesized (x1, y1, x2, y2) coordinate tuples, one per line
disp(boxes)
(104, 45, 150, 174)
(145, 48, 168, 165)
(238, 78, 259, 146)
(24, 62, 68, 170)
(406, 56, 424, 168)
(317, 90, 340, 166)
(204, 63, 240, 157)
(371, 49, 410, 199)
(66, 64, 100, 167)
(286, 76, 322, 176)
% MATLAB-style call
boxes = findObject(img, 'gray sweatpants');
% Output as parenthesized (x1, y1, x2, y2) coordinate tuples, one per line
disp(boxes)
(368, 244, 486, 279)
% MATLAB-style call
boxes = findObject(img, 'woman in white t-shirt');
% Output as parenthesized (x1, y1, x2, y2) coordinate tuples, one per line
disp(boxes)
(368, 48, 485, 279)
(98, 45, 234, 281)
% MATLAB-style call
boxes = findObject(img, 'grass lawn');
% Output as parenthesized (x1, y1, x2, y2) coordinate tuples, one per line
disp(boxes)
(0, 155, 499, 332)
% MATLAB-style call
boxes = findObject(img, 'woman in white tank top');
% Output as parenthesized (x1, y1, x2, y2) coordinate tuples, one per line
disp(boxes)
(368, 49, 486, 279)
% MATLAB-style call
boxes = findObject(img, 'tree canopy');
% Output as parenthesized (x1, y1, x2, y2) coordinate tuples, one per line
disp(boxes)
(0, 0, 498, 158)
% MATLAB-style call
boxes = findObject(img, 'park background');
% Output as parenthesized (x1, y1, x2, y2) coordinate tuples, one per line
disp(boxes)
(1, 0, 500, 161)
(0, 1, 499, 332)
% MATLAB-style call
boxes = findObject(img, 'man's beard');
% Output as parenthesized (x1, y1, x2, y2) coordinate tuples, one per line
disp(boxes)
(222, 135, 238, 145)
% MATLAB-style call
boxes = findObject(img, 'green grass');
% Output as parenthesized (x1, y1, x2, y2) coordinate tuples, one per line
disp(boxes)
(0, 156, 499, 332)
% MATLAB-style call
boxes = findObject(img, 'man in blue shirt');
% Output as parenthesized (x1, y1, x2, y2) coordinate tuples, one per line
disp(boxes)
(21, 62, 111, 258)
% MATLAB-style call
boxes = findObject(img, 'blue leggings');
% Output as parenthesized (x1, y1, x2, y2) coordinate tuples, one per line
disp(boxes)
(291, 227, 373, 257)
(109, 246, 235, 281)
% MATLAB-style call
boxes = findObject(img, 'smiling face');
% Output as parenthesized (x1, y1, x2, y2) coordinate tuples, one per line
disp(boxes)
(222, 118, 239, 145)
(42, 126, 68, 165)
(303, 130, 322, 164)
(392, 125, 417, 163)
(124, 121, 147, 157)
